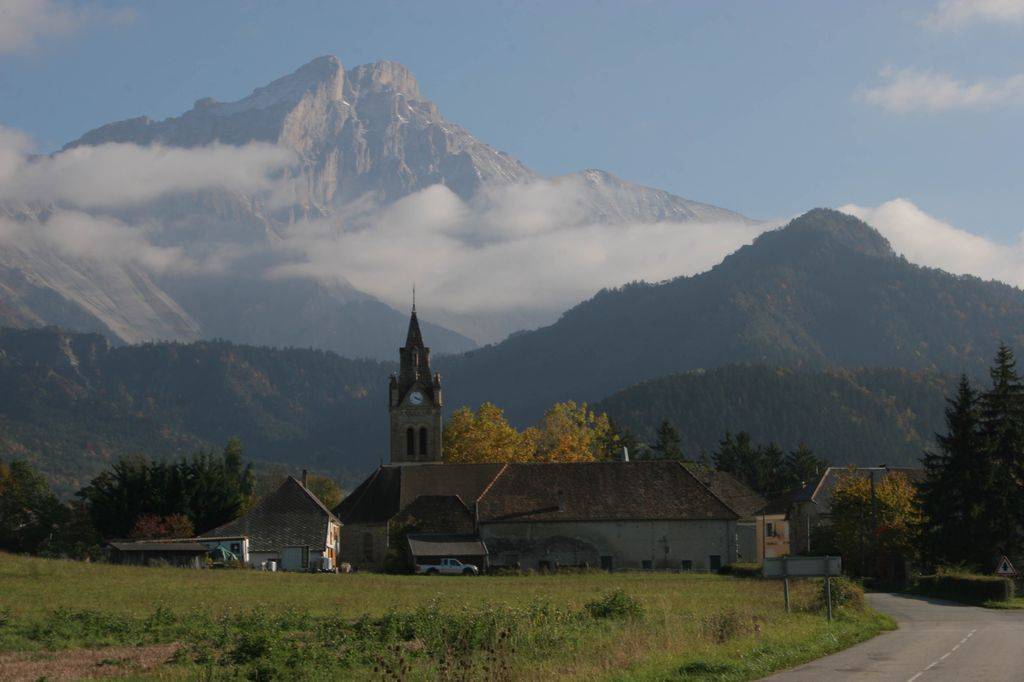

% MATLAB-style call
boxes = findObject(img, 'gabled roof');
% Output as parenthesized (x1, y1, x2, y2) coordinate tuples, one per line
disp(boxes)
(333, 464, 505, 525)
(798, 466, 925, 515)
(682, 463, 767, 518)
(476, 461, 738, 523)
(201, 477, 339, 552)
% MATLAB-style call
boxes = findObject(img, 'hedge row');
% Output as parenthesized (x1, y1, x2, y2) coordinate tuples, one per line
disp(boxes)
(912, 573, 1015, 604)
(718, 563, 763, 578)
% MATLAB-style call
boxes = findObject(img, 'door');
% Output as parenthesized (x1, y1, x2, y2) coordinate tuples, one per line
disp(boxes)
(281, 546, 308, 571)
(709, 555, 722, 571)
(600, 555, 613, 572)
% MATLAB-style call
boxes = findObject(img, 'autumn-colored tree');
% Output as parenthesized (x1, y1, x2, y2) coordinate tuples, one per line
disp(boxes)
(443, 402, 532, 463)
(532, 401, 616, 462)
(306, 473, 343, 509)
(128, 513, 195, 540)
(829, 469, 921, 578)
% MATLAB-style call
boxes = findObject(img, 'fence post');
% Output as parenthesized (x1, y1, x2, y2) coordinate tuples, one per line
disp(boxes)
(826, 575, 833, 621)
(782, 556, 790, 613)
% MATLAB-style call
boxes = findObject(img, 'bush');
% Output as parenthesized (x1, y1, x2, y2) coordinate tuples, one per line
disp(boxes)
(583, 590, 644, 620)
(810, 577, 865, 612)
(912, 571, 1015, 604)
(697, 610, 762, 643)
(719, 563, 763, 578)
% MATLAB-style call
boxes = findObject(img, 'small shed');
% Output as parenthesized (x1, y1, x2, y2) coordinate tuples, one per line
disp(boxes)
(109, 541, 208, 568)
(406, 534, 489, 569)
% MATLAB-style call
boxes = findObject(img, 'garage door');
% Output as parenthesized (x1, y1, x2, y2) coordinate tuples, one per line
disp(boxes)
(280, 546, 308, 571)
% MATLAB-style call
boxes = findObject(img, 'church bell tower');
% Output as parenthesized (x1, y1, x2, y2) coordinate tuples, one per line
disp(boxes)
(389, 302, 443, 464)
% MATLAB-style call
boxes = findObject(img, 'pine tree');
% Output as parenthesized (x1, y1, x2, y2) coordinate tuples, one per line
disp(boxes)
(978, 344, 1024, 567)
(920, 375, 986, 568)
(784, 443, 827, 490)
(652, 420, 683, 459)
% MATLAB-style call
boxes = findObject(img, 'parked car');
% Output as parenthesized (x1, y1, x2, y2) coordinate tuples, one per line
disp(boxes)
(415, 558, 480, 575)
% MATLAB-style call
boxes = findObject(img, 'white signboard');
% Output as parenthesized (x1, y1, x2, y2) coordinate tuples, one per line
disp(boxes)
(995, 555, 1018, 577)
(764, 555, 842, 578)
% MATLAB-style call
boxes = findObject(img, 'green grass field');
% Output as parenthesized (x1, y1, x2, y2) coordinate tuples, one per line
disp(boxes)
(0, 553, 893, 680)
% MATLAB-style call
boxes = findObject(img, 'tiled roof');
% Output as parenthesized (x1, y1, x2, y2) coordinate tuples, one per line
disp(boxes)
(476, 461, 738, 523)
(333, 463, 505, 525)
(683, 464, 767, 518)
(201, 477, 338, 552)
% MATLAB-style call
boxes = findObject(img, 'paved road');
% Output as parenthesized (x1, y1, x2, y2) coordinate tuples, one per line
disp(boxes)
(763, 593, 1024, 681)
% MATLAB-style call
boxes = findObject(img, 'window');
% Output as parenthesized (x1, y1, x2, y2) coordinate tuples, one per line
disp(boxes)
(680, 560, 693, 571)
(709, 555, 722, 571)
(363, 532, 374, 562)
(766, 522, 776, 537)
(406, 428, 414, 458)
(600, 555, 614, 572)
(641, 560, 653, 570)
(419, 427, 429, 456)
(230, 542, 241, 554)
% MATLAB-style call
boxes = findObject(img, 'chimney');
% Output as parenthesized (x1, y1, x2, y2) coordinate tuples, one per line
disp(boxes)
(301, 469, 308, 488)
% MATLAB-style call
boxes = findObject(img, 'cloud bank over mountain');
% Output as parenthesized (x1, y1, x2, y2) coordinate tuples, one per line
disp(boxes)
(839, 198, 1024, 287)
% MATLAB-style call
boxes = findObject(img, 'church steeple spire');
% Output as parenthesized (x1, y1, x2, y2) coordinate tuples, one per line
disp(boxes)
(390, 296, 442, 464)
(405, 304, 424, 349)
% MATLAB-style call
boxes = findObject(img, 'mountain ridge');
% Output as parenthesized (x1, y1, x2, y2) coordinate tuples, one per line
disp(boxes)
(443, 208, 1024, 423)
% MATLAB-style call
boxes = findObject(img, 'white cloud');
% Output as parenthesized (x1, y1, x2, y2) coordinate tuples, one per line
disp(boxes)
(860, 66, 1024, 113)
(0, 210, 189, 273)
(269, 182, 769, 315)
(839, 198, 1024, 287)
(0, 0, 133, 55)
(0, 125, 294, 273)
(924, 0, 1024, 29)
(0, 133, 296, 208)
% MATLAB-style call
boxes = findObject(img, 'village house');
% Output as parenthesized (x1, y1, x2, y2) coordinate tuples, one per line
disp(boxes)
(333, 307, 768, 572)
(784, 466, 924, 556)
(200, 473, 341, 571)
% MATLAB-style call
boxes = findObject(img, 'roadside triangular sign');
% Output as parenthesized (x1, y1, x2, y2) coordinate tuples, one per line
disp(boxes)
(995, 555, 1018, 577)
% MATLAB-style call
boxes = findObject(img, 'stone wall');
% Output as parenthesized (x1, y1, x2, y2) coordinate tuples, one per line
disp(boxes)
(339, 522, 389, 571)
(480, 519, 737, 571)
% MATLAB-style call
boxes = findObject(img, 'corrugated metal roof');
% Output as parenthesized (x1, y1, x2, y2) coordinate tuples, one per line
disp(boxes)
(110, 542, 208, 552)
(407, 534, 488, 557)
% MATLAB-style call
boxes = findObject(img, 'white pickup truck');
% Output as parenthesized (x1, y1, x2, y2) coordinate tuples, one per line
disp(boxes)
(415, 558, 480, 575)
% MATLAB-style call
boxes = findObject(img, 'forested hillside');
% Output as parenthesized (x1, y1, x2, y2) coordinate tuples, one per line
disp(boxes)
(596, 365, 957, 467)
(446, 209, 1024, 423)
(0, 327, 391, 495)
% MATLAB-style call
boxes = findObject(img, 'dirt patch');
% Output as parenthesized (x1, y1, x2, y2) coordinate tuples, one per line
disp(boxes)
(0, 643, 181, 681)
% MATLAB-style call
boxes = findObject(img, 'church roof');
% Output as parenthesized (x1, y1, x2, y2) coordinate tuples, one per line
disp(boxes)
(476, 461, 738, 523)
(335, 461, 744, 526)
(333, 463, 505, 525)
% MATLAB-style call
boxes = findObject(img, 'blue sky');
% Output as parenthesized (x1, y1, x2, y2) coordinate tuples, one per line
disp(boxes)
(1, 0, 1022, 242)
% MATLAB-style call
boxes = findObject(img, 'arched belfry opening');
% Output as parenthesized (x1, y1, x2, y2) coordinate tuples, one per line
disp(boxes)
(419, 427, 429, 456)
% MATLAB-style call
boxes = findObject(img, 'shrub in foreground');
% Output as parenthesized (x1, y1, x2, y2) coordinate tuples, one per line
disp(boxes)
(718, 563, 763, 578)
(911, 571, 1014, 604)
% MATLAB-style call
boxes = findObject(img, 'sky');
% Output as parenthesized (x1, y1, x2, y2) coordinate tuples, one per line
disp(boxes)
(0, 0, 1022, 310)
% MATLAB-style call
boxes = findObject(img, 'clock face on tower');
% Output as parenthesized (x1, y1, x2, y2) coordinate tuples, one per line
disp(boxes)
(408, 390, 424, 405)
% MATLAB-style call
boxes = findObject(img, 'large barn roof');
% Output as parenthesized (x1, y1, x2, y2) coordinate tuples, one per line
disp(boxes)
(201, 476, 338, 552)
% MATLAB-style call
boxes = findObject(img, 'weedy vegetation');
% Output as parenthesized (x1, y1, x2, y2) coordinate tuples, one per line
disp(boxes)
(0, 553, 891, 680)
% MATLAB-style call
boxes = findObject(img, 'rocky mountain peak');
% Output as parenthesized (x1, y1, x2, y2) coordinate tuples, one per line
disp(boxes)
(345, 60, 421, 100)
